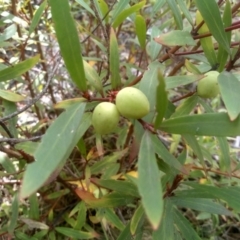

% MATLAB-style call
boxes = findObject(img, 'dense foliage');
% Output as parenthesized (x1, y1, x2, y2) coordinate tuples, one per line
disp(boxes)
(1, 0, 240, 239)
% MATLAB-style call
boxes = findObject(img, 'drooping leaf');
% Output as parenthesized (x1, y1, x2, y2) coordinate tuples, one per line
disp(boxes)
(147, 26, 162, 60)
(154, 30, 195, 47)
(112, 1, 146, 28)
(154, 70, 168, 128)
(49, 0, 87, 91)
(109, 28, 121, 90)
(160, 112, 240, 137)
(138, 131, 163, 229)
(218, 72, 240, 121)
(20, 104, 89, 198)
(0, 24, 17, 42)
(102, 208, 125, 231)
(194, 0, 231, 54)
(94, 0, 109, 24)
(0, 55, 40, 82)
(177, 0, 194, 25)
(75, 0, 95, 16)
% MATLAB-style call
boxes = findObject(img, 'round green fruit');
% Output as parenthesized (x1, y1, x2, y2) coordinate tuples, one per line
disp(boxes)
(92, 102, 120, 134)
(116, 87, 150, 119)
(197, 71, 220, 98)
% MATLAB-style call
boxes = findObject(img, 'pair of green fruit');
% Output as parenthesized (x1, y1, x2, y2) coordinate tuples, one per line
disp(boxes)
(92, 71, 220, 135)
(92, 87, 150, 134)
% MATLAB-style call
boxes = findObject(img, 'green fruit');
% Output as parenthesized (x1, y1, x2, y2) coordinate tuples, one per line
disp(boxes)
(92, 102, 120, 134)
(116, 87, 150, 119)
(197, 71, 220, 98)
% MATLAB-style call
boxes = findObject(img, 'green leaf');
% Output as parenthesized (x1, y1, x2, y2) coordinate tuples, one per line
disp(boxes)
(194, 0, 231, 54)
(217, 137, 230, 170)
(165, 74, 201, 90)
(0, 24, 17, 42)
(139, 61, 165, 122)
(111, 0, 130, 21)
(135, 14, 146, 49)
(183, 134, 205, 166)
(154, 30, 195, 46)
(138, 131, 163, 229)
(117, 222, 132, 240)
(154, 70, 168, 128)
(29, 0, 47, 34)
(95, 0, 109, 24)
(171, 95, 198, 118)
(218, 72, 240, 121)
(20, 104, 89, 198)
(102, 208, 125, 231)
(217, 0, 232, 72)
(109, 28, 121, 89)
(130, 204, 144, 235)
(28, 194, 39, 220)
(75, 0, 95, 16)
(166, 0, 183, 30)
(55, 227, 98, 239)
(92, 179, 139, 197)
(83, 60, 103, 94)
(49, 0, 87, 91)
(112, 1, 146, 28)
(153, 199, 175, 240)
(8, 193, 19, 234)
(152, 135, 186, 173)
(160, 112, 240, 137)
(147, 26, 162, 61)
(177, 0, 193, 25)
(196, 10, 218, 67)
(173, 208, 201, 240)
(171, 197, 232, 215)
(0, 55, 40, 82)
(179, 183, 240, 212)
(0, 89, 26, 102)
(74, 202, 86, 230)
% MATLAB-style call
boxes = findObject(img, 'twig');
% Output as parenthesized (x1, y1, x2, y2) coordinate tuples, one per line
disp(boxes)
(0, 136, 42, 143)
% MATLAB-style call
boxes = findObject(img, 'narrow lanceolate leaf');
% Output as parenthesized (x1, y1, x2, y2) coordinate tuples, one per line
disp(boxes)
(20, 104, 89, 198)
(83, 60, 103, 94)
(218, 72, 240, 121)
(112, 1, 146, 28)
(194, 0, 231, 54)
(110, 28, 121, 90)
(159, 113, 240, 137)
(55, 227, 98, 239)
(0, 89, 26, 102)
(29, 0, 47, 35)
(154, 30, 196, 47)
(154, 70, 168, 129)
(8, 194, 19, 234)
(153, 199, 175, 240)
(173, 208, 201, 240)
(166, 0, 183, 30)
(196, 11, 217, 67)
(137, 131, 163, 229)
(217, 0, 232, 72)
(130, 204, 144, 235)
(135, 14, 146, 49)
(49, 0, 87, 91)
(0, 55, 40, 82)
